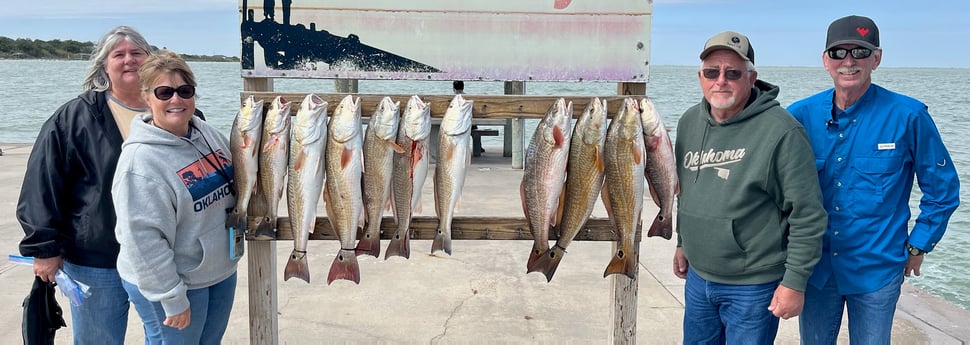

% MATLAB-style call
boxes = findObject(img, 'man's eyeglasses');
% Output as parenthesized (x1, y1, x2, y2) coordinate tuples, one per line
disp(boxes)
(701, 68, 746, 81)
(152, 85, 196, 101)
(826, 47, 873, 60)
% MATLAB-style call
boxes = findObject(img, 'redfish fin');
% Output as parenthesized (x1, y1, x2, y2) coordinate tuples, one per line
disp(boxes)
(354, 233, 381, 258)
(526, 242, 544, 273)
(647, 213, 673, 240)
(283, 251, 310, 283)
(630, 142, 643, 165)
(340, 146, 353, 169)
(387, 140, 405, 153)
(431, 230, 452, 256)
(527, 247, 566, 282)
(227, 211, 248, 234)
(595, 149, 604, 173)
(252, 217, 276, 240)
(553, 125, 566, 147)
(384, 231, 411, 260)
(293, 151, 307, 171)
(603, 250, 637, 279)
(327, 249, 360, 285)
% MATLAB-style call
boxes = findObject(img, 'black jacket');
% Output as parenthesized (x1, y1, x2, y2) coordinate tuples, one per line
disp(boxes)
(22, 276, 65, 345)
(17, 90, 204, 268)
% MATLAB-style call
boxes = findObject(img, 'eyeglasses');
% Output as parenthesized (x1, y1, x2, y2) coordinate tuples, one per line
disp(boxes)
(701, 68, 746, 81)
(826, 47, 872, 60)
(152, 85, 196, 101)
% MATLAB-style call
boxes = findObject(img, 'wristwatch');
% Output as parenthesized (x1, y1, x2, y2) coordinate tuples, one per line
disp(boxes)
(907, 244, 926, 256)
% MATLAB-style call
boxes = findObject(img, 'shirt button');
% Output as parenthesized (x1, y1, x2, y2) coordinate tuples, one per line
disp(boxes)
(835, 206, 840, 211)
(837, 157, 843, 162)
(834, 231, 839, 236)
(833, 252, 839, 256)
(837, 181, 842, 187)
(839, 133, 845, 139)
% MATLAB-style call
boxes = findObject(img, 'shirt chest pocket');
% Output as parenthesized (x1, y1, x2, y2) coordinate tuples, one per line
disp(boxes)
(849, 155, 903, 216)
(851, 156, 903, 192)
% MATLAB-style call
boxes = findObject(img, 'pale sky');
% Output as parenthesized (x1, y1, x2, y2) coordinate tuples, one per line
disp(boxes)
(1, 0, 967, 68)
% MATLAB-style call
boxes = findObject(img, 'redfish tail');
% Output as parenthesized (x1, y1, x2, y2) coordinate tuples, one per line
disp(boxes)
(283, 250, 310, 283)
(646, 212, 673, 240)
(527, 246, 567, 282)
(227, 211, 248, 234)
(525, 241, 547, 273)
(252, 217, 277, 240)
(431, 229, 452, 256)
(384, 230, 411, 260)
(354, 232, 381, 258)
(603, 249, 637, 279)
(327, 249, 360, 285)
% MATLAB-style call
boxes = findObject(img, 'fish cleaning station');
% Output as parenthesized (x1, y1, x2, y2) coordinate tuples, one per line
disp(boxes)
(237, 1, 655, 343)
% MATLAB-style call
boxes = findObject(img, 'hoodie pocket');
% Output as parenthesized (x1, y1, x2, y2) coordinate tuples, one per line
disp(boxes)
(183, 229, 233, 279)
(678, 210, 746, 275)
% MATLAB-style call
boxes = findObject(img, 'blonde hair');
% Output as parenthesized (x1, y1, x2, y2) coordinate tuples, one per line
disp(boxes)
(82, 26, 153, 91)
(138, 50, 197, 94)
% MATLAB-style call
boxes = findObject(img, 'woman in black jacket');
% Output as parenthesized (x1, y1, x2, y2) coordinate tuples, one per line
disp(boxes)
(16, 26, 204, 344)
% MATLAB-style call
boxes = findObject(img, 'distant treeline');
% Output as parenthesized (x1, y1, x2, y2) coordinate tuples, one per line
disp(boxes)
(0, 36, 239, 62)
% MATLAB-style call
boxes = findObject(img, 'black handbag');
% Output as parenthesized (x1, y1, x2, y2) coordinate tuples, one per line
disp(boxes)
(22, 276, 66, 345)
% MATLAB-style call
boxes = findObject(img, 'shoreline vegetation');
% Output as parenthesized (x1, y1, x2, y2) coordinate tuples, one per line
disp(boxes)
(0, 36, 238, 62)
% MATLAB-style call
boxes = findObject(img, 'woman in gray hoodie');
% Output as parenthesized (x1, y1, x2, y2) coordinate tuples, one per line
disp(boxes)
(112, 50, 238, 344)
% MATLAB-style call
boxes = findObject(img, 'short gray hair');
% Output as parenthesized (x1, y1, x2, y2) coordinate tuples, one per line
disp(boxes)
(82, 26, 153, 91)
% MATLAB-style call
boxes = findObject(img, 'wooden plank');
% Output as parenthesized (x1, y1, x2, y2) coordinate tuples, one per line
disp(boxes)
(243, 77, 279, 345)
(241, 92, 632, 119)
(617, 82, 647, 96)
(246, 216, 640, 243)
(612, 81, 644, 344)
(505, 81, 526, 168)
(611, 251, 639, 344)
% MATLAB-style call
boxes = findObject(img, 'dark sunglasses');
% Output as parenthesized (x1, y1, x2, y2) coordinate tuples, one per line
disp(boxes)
(826, 47, 872, 60)
(152, 85, 196, 101)
(701, 68, 746, 81)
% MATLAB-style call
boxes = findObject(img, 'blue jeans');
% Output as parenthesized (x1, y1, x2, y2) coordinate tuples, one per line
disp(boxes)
(683, 268, 780, 344)
(61, 261, 130, 345)
(799, 272, 903, 345)
(123, 273, 237, 345)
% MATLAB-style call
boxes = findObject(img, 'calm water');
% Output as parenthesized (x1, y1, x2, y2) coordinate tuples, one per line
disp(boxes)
(2, 60, 968, 311)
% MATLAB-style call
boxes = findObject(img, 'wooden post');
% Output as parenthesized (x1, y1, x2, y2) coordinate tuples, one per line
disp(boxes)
(243, 77, 279, 345)
(610, 81, 646, 344)
(617, 82, 646, 96)
(334, 79, 359, 93)
(505, 81, 526, 169)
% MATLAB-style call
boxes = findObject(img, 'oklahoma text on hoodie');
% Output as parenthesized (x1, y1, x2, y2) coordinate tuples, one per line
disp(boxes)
(674, 80, 827, 292)
(113, 114, 238, 316)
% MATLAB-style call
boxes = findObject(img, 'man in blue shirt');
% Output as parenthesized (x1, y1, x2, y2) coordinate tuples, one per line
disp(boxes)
(788, 15, 960, 344)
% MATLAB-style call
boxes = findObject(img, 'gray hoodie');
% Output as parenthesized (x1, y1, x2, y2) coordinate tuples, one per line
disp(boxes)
(113, 114, 238, 316)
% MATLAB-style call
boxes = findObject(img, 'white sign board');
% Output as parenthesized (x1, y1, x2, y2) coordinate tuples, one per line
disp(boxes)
(240, 0, 652, 82)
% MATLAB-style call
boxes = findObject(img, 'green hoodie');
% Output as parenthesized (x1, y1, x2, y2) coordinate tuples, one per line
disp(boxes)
(674, 80, 826, 291)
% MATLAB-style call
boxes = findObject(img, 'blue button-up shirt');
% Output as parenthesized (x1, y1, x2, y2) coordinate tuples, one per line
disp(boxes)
(788, 84, 960, 294)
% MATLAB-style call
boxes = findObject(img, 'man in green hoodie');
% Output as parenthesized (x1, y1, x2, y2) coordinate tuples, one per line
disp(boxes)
(671, 31, 828, 343)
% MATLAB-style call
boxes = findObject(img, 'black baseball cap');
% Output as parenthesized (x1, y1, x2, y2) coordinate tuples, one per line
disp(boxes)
(826, 15, 880, 50)
(700, 31, 755, 64)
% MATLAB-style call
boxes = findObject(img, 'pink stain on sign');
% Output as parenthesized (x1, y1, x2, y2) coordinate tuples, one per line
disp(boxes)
(554, 0, 572, 10)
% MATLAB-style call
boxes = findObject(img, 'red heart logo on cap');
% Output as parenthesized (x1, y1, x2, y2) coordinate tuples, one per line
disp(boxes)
(856, 27, 869, 37)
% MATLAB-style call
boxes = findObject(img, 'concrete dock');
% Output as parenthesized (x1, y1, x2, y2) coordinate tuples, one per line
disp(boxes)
(1, 143, 968, 344)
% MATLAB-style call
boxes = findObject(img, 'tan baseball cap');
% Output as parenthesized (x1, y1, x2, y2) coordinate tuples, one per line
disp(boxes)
(700, 31, 755, 64)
